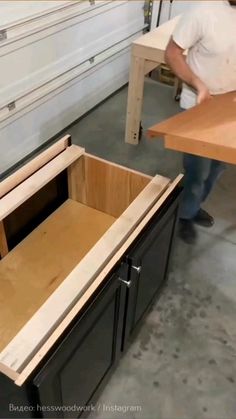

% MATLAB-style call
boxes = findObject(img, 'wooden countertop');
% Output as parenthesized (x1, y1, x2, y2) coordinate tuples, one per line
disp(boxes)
(0, 199, 116, 351)
(148, 92, 236, 164)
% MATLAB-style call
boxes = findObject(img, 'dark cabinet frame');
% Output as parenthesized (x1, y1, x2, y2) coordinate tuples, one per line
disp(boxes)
(122, 186, 181, 349)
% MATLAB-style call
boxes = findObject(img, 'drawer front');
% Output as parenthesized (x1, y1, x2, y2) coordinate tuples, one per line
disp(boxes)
(123, 186, 182, 345)
(33, 268, 126, 418)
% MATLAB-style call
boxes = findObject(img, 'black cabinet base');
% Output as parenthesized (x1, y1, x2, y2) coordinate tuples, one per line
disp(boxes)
(0, 186, 182, 419)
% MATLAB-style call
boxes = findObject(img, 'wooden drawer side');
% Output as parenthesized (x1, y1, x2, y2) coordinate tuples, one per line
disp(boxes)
(68, 153, 152, 218)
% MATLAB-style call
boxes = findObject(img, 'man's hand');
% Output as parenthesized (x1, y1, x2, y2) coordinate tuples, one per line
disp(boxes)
(196, 81, 211, 105)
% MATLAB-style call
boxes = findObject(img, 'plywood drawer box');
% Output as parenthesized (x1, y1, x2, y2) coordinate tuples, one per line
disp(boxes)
(0, 136, 183, 417)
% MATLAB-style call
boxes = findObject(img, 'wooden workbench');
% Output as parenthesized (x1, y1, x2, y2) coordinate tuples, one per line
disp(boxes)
(148, 92, 236, 164)
(125, 16, 179, 145)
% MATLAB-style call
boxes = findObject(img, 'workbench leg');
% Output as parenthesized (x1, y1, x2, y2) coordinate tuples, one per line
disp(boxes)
(173, 77, 182, 101)
(125, 55, 145, 145)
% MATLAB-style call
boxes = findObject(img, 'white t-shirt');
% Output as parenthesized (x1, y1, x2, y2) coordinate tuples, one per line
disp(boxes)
(173, 1, 236, 109)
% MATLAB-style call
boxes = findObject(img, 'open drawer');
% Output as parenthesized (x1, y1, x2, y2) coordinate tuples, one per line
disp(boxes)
(0, 136, 183, 386)
(147, 92, 236, 164)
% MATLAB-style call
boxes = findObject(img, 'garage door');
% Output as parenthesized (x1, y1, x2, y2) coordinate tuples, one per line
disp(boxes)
(0, 1, 153, 176)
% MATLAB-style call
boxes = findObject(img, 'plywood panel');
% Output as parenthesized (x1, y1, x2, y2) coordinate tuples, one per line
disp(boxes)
(78, 154, 152, 217)
(148, 92, 236, 164)
(0, 199, 115, 353)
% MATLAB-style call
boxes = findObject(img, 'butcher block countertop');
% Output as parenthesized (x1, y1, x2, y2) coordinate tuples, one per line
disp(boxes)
(148, 92, 236, 164)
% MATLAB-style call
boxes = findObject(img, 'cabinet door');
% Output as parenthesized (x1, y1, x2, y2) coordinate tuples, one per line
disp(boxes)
(33, 268, 127, 418)
(123, 188, 182, 345)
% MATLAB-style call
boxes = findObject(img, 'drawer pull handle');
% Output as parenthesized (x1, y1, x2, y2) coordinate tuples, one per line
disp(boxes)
(119, 278, 132, 288)
(132, 265, 142, 274)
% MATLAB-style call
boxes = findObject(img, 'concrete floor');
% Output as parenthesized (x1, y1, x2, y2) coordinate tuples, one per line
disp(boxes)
(68, 80, 236, 419)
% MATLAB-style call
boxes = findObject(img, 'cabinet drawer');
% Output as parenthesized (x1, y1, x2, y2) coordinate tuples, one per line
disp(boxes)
(0, 137, 179, 385)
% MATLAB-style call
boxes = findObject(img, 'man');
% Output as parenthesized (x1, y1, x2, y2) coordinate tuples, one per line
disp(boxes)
(165, 0, 236, 244)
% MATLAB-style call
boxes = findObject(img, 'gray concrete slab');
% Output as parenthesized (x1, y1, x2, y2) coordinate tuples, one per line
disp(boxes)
(66, 80, 236, 419)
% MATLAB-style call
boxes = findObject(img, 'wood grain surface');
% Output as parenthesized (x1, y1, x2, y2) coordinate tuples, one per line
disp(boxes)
(71, 154, 152, 218)
(0, 200, 115, 353)
(148, 92, 236, 164)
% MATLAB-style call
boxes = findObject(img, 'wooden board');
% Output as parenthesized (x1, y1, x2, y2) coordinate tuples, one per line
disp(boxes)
(148, 92, 236, 164)
(0, 174, 170, 379)
(0, 199, 116, 354)
(75, 154, 152, 217)
(0, 145, 84, 221)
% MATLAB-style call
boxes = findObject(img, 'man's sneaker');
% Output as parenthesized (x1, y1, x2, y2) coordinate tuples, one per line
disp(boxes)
(194, 209, 214, 228)
(179, 219, 197, 245)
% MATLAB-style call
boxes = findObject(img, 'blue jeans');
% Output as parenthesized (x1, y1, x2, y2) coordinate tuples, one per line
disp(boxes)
(178, 107, 226, 219)
(180, 154, 226, 220)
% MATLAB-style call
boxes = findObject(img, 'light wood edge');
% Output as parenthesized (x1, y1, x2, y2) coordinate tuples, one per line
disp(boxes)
(0, 145, 85, 221)
(165, 135, 236, 165)
(132, 44, 165, 64)
(14, 174, 183, 386)
(0, 221, 8, 257)
(0, 135, 71, 199)
(147, 128, 236, 164)
(125, 55, 146, 145)
(0, 361, 19, 382)
(84, 153, 152, 180)
(0, 175, 170, 379)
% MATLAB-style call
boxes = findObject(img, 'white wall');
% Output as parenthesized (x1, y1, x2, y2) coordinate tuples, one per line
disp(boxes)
(0, 1, 70, 26)
(170, 0, 196, 17)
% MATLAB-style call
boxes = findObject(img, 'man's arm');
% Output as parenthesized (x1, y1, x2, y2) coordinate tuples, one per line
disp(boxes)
(165, 38, 211, 105)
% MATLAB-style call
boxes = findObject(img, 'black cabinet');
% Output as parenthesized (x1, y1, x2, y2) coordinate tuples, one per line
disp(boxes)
(0, 185, 182, 419)
(122, 189, 181, 348)
(33, 268, 127, 418)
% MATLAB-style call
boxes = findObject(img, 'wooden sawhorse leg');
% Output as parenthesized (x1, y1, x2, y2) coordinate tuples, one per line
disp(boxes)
(125, 55, 145, 145)
(125, 55, 159, 145)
